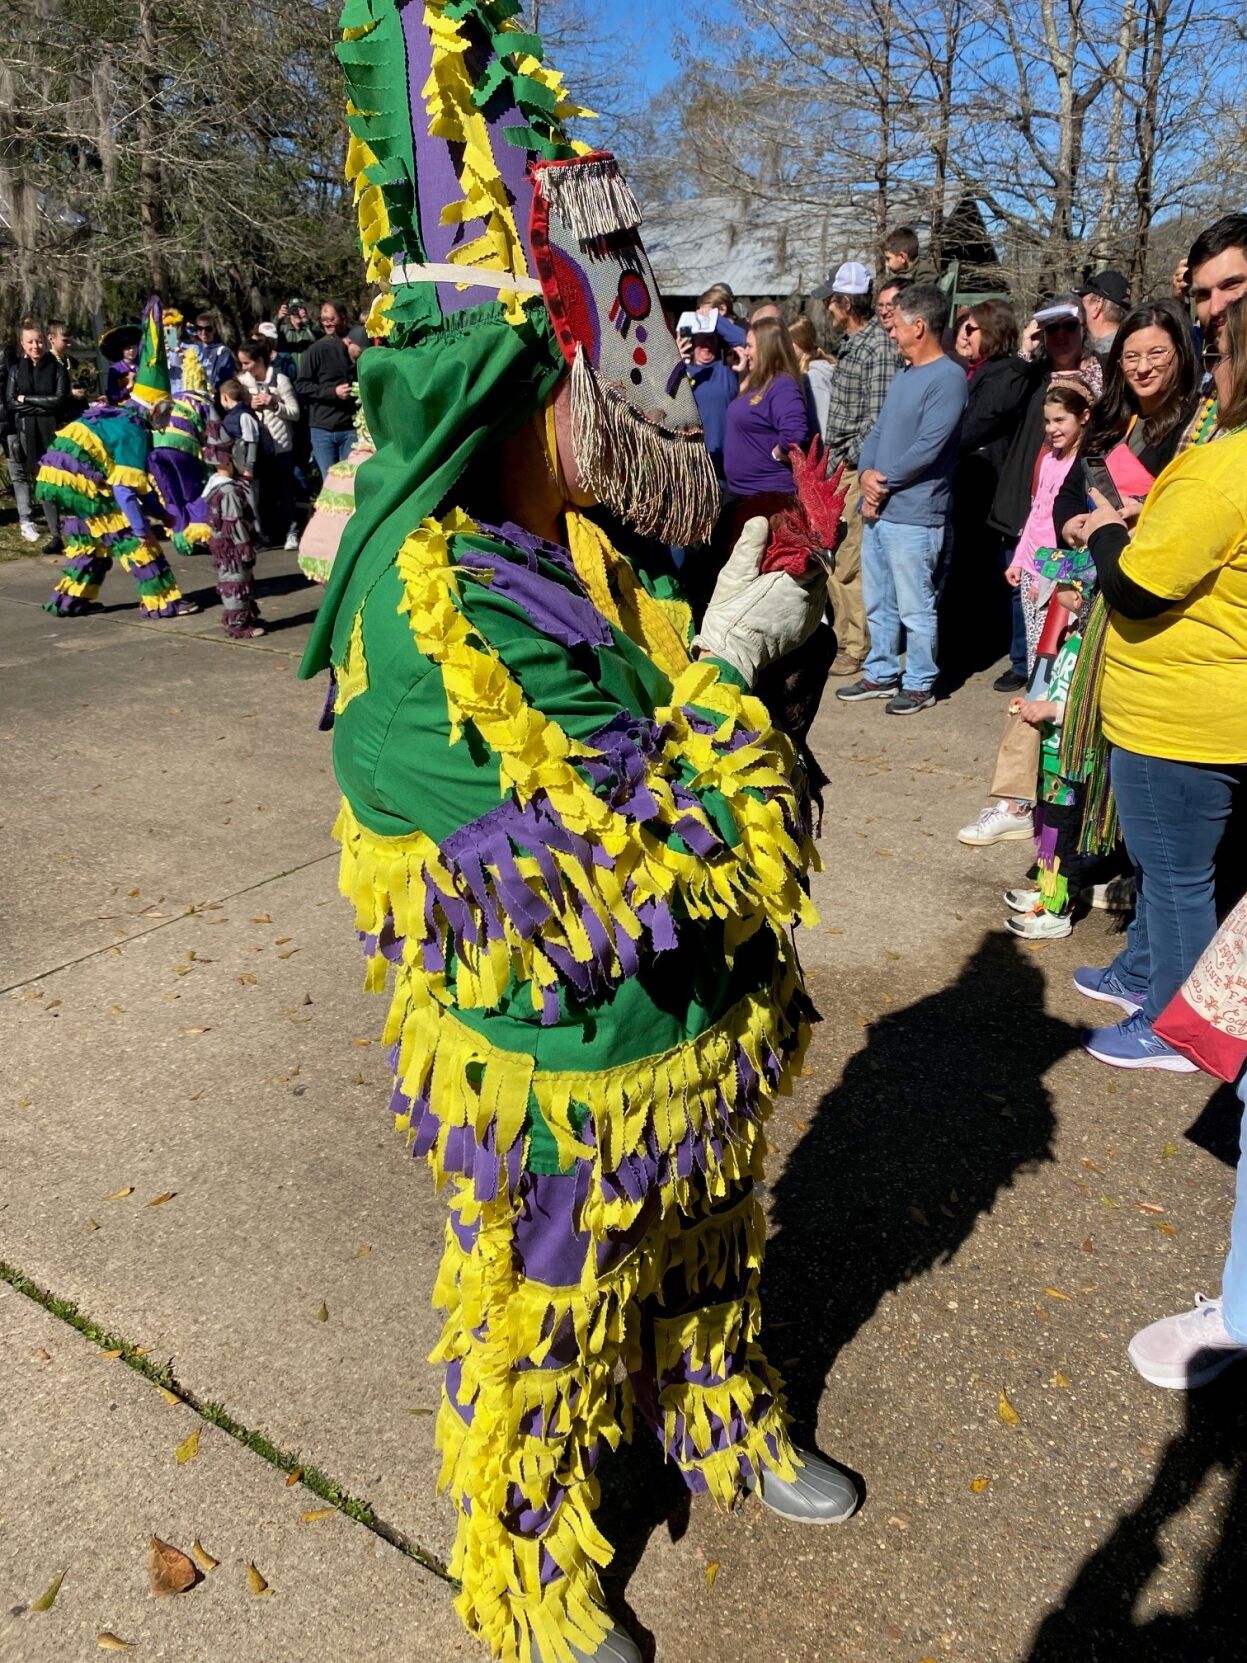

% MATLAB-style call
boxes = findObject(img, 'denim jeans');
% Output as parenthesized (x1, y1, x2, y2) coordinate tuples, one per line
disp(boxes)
(309, 426, 355, 480)
(861, 518, 943, 691)
(1222, 1070, 1247, 1342)
(1108, 747, 1246, 1021)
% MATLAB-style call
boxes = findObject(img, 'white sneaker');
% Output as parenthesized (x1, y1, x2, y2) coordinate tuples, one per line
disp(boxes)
(1086, 875, 1136, 912)
(284, 529, 300, 551)
(1005, 905, 1072, 940)
(958, 804, 1034, 847)
(1003, 887, 1041, 913)
(1128, 1294, 1247, 1389)
(19, 519, 40, 543)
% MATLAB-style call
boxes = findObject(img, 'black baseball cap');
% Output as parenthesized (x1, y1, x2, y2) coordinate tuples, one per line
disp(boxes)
(1080, 270, 1130, 308)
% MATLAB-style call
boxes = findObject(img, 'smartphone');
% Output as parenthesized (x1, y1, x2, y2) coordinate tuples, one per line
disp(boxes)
(1085, 456, 1123, 511)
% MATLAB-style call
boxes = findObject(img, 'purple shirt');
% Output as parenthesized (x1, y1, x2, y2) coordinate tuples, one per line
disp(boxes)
(723, 374, 811, 497)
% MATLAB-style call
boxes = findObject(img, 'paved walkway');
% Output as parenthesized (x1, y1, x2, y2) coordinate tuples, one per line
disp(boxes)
(2, 546, 1243, 1662)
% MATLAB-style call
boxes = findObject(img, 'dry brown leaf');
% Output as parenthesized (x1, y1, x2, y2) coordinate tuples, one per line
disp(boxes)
(106, 1186, 134, 1200)
(191, 1539, 219, 1572)
(1135, 1201, 1166, 1215)
(35, 1347, 51, 1362)
(286, 1467, 303, 1487)
(998, 1389, 1021, 1427)
(1161, 1141, 1178, 1158)
(278, 949, 299, 960)
(353, 1037, 371, 1047)
(705, 1560, 720, 1590)
(275, 936, 292, 945)
(301, 1508, 335, 1524)
(98, 1348, 123, 1361)
(238, 972, 257, 986)
(1051, 1371, 1072, 1388)
(1081, 1236, 1095, 1253)
(159, 1388, 180, 1406)
(31, 1569, 66, 1611)
(87, 1218, 100, 1232)
(1100, 1194, 1120, 1209)
(969, 1476, 990, 1493)
(246, 1561, 271, 1596)
(147, 1192, 176, 1207)
(97, 1633, 135, 1651)
(149, 1535, 197, 1596)
(1155, 1220, 1177, 1236)
(354, 1245, 372, 1258)
(175, 1428, 201, 1464)
(317, 1302, 329, 1323)
(183, 1027, 211, 1036)
(133, 1347, 151, 1357)
(908, 1205, 928, 1226)
(251, 913, 272, 924)
(1044, 1287, 1072, 1301)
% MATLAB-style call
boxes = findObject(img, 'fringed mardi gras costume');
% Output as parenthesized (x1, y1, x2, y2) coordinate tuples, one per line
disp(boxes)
(202, 420, 264, 638)
(1027, 549, 1096, 916)
(297, 4, 832, 1658)
(39, 297, 190, 619)
(149, 350, 213, 555)
(298, 409, 374, 583)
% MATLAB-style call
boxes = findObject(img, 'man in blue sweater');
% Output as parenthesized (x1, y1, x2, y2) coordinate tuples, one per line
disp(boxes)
(837, 283, 966, 714)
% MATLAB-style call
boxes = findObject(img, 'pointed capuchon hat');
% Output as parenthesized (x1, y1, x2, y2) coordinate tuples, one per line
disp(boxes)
(337, 0, 716, 546)
(130, 296, 173, 409)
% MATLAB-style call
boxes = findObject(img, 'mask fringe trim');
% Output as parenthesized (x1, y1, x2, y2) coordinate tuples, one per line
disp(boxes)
(533, 153, 642, 240)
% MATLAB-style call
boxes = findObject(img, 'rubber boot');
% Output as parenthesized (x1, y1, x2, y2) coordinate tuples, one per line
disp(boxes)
(532, 1620, 642, 1663)
(750, 1447, 859, 1524)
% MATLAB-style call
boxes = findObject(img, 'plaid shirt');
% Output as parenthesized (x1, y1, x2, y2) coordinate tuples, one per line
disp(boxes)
(824, 318, 899, 470)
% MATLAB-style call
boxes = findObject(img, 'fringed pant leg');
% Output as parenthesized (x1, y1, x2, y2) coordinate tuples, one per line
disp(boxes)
(212, 537, 261, 637)
(118, 542, 187, 618)
(631, 1176, 798, 1505)
(433, 1166, 655, 1663)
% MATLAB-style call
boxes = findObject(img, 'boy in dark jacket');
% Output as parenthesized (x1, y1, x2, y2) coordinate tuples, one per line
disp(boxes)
(5, 321, 70, 552)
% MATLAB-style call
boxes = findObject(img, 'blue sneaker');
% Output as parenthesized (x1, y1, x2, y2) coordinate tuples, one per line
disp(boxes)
(1082, 1010, 1198, 1072)
(1072, 965, 1145, 1015)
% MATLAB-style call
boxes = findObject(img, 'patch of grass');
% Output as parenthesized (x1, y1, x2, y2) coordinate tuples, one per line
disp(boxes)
(0, 1258, 453, 1584)
(0, 460, 40, 561)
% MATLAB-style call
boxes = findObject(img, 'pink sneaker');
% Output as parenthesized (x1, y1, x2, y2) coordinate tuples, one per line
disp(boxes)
(1128, 1293, 1247, 1389)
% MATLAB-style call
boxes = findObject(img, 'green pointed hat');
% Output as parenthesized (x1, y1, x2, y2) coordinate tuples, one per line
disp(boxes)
(130, 295, 172, 408)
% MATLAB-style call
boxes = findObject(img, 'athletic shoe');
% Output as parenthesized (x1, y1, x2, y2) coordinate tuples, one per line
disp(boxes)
(19, 519, 40, 543)
(1072, 964, 1145, 1015)
(958, 804, 1034, 846)
(1006, 905, 1072, 940)
(1085, 875, 1136, 912)
(835, 676, 898, 703)
(886, 688, 936, 715)
(993, 669, 1026, 693)
(1128, 1294, 1247, 1389)
(1004, 887, 1041, 913)
(1082, 1009, 1199, 1072)
(829, 652, 863, 677)
(284, 529, 300, 551)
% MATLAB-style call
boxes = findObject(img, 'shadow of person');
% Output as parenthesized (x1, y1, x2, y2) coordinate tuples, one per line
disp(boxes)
(595, 1434, 690, 1661)
(1023, 1370, 1247, 1662)
(762, 929, 1078, 1448)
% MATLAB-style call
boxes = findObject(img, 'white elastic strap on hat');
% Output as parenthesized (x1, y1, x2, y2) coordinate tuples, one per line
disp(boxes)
(388, 262, 542, 295)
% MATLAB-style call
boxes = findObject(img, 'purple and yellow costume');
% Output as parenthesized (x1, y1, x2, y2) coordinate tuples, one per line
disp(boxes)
(299, 5, 826, 1657)
(149, 350, 212, 556)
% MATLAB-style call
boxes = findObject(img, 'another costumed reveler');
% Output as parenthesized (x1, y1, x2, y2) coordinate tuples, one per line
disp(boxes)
(38, 297, 198, 620)
(299, 4, 857, 1660)
(148, 349, 214, 556)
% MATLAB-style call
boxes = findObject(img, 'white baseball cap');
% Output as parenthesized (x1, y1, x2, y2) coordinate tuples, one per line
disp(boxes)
(812, 260, 872, 300)
(256, 321, 279, 340)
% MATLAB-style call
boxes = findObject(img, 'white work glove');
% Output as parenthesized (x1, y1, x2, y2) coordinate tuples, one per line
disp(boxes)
(693, 517, 827, 688)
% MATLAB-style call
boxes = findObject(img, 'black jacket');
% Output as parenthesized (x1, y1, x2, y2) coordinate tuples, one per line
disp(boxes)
(956, 355, 1040, 505)
(5, 354, 72, 460)
(987, 373, 1052, 541)
(295, 334, 356, 431)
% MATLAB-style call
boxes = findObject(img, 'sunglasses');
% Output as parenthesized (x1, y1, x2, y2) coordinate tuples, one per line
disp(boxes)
(196, 324, 214, 333)
(1043, 319, 1080, 334)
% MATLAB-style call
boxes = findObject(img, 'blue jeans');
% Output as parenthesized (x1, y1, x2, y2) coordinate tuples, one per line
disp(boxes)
(1108, 748, 1245, 1021)
(1009, 578, 1027, 679)
(309, 426, 355, 479)
(1222, 1071, 1247, 1342)
(861, 519, 942, 691)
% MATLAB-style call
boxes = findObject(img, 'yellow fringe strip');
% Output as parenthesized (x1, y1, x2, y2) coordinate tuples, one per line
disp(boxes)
(109, 464, 153, 493)
(85, 509, 133, 539)
(651, 1292, 761, 1381)
(181, 521, 211, 546)
(658, 1188, 765, 1301)
(59, 421, 109, 469)
(564, 508, 690, 682)
(345, 121, 394, 289)
(38, 464, 101, 498)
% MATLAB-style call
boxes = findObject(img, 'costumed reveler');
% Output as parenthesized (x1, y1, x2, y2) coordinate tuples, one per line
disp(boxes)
(148, 348, 213, 556)
(38, 297, 197, 619)
(299, 6, 856, 1661)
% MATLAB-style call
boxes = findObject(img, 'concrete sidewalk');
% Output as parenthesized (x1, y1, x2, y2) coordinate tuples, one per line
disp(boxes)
(2, 545, 1242, 1662)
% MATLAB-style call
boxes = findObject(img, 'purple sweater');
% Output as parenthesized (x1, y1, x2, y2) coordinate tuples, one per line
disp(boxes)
(723, 374, 811, 497)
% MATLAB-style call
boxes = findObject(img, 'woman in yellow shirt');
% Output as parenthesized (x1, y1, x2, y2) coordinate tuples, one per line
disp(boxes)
(1077, 296, 1247, 1070)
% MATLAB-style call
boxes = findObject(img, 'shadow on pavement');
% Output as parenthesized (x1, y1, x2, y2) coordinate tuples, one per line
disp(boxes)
(763, 930, 1075, 1449)
(1022, 1371, 1247, 1662)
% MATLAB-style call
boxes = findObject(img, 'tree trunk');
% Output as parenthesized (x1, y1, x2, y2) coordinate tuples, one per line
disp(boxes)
(136, 0, 167, 295)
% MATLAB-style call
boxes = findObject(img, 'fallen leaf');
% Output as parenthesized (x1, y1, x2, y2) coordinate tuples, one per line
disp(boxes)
(1080, 1158, 1101, 1173)
(246, 1561, 271, 1596)
(286, 1468, 303, 1487)
(1051, 1371, 1072, 1388)
(31, 1569, 67, 1611)
(176, 1428, 201, 1464)
(35, 1347, 51, 1362)
(301, 1508, 335, 1524)
(1044, 1287, 1072, 1301)
(128, 888, 141, 897)
(352, 1037, 371, 1047)
(87, 1218, 100, 1232)
(159, 1388, 180, 1406)
(354, 1245, 372, 1258)
(1100, 1194, 1120, 1209)
(105, 1186, 134, 1200)
(278, 949, 299, 960)
(1155, 1220, 1177, 1236)
(969, 1476, 991, 1493)
(1135, 1201, 1166, 1215)
(1161, 1141, 1178, 1158)
(238, 972, 257, 986)
(97, 1634, 134, 1651)
(191, 1539, 219, 1572)
(149, 1535, 197, 1596)
(405, 1407, 435, 1417)
(908, 1205, 928, 1226)
(705, 1559, 720, 1590)
(132, 1347, 151, 1357)
(147, 1191, 176, 1207)
(998, 1389, 1021, 1427)
(183, 1027, 211, 1036)
(251, 913, 272, 924)
(317, 1302, 329, 1323)
(275, 936, 292, 945)
(98, 1348, 124, 1361)
(1081, 1237, 1094, 1253)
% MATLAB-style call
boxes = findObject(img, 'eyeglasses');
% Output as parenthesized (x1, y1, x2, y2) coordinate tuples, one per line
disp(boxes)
(196, 324, 214, 334)
(1121, 347, 1175, 369)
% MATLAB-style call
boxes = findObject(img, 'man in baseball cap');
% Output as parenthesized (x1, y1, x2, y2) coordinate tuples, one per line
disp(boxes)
(812, 259, 897, 675)
(1080, 269, 1130, 358)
